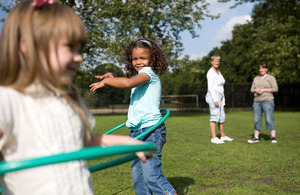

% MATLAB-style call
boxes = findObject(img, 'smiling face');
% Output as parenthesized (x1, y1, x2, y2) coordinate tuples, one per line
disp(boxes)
(48, 36, 83, 84)
(132, 47, 150, 72)
(259, 66, 268, 76)
(211, 59, 220, 70)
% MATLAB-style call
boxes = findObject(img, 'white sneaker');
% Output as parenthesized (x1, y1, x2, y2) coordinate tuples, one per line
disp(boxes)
(211, 137, 225, 144)
(220, 136, 233, 142)
(271, 137, 277, 143)
(247, 137, 259, 143)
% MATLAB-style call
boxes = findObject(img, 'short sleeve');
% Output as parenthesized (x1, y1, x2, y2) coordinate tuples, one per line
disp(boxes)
(0, 88, 14, 149)
(139, 67, 158, 83)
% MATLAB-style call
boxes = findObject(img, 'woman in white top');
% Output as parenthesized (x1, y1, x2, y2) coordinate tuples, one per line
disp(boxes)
(205, 55, 233, 144)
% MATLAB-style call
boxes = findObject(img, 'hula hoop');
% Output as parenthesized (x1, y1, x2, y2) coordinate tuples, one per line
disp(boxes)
(0, 143, 157, 176)
(87, 109, 170, 173)
(0, 109, 170, 193)
(104, 108, 170, 140)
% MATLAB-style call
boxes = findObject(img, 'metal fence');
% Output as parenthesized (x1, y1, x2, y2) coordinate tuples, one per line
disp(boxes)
(84, 83, 300, 113)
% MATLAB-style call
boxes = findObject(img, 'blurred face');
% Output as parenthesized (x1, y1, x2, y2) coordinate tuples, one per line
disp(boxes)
(49, 36, 83, 84)
(259, 66, 268, 76)
(211, 59, 220, 70)
(132, 47, 150, 72)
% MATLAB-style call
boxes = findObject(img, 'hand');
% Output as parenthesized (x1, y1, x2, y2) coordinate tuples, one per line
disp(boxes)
(89, 81, 105, 92)
(135, 151, 154, 163)
(89, 73, 115, 91)
(256, 88, 262, 94)
(214, 101, 219, 107)
(95, 72, 115, 80)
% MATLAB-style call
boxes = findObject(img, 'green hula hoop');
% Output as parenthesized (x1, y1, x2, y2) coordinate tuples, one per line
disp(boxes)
(88, 109, 170, 173)
(0, 143, 157, 176)
(104, 108, 170, 140)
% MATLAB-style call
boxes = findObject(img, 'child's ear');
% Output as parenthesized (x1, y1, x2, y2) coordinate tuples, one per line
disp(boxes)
(19, 37, 27, 54)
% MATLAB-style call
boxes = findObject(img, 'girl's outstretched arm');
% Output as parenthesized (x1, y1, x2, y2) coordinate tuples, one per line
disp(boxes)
(90, 73, 150, 91)
(95, 72, 115, 80)
(88, 133, 152, 162)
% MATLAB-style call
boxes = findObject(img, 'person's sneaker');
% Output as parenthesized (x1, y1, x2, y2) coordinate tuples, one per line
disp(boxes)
(211, 137, 225, 144)
(271, 137, 277, 143)
(247, 137, 259, 143)
(220, 136, 233, 142)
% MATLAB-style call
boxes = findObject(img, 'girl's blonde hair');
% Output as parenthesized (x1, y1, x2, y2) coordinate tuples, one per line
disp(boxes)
(123, 38, 168, 77)
(0, 1, 92, 144)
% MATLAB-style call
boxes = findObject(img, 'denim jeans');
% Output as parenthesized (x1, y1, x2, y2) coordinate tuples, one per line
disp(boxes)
(253, 100, 275, 130)
(129, 123, 176, 195)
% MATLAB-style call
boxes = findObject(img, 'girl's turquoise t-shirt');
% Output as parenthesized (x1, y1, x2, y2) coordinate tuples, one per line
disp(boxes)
(126, 67, 162, 130)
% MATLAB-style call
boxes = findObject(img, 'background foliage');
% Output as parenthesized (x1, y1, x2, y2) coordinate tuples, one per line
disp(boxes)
(1, 0, 299, 106)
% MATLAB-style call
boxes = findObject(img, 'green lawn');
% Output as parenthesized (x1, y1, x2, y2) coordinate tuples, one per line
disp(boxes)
(89, 111, 300, 194)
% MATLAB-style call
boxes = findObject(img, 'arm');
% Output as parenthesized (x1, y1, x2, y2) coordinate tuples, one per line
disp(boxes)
(250, 77, 264, 95)
(90, 73, 150, 92)
(259, 79, 278, 94)
(254, 76, 278, 94)
(95, 72, 115, 80)
(207, 71, 219, 106)
(268, 76, 278, 93)
(250, 78, 257, 93)
(87, 133, 151, 162)
(0, 130, 3, 161)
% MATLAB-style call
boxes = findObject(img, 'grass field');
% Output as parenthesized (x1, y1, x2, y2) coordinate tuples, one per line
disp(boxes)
(89, 111, 300, 195)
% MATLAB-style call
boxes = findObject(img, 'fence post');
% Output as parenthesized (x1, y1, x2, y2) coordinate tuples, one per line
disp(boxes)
(231, 83, 234, 109)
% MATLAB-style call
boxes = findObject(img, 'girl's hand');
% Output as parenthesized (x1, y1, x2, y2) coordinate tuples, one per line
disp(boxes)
(135, 151, 154, 163)
(89, 81, 105, 91)
(88, 134, 154, 163)
(95, 72, 115, 80)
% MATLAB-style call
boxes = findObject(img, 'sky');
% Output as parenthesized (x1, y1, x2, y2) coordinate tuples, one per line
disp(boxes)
(0, 0, 255, 60)
(180, 0, 254, 60)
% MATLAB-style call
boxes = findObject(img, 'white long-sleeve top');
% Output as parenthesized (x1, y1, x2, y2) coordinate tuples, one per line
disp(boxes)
(206, 68, 225, 102)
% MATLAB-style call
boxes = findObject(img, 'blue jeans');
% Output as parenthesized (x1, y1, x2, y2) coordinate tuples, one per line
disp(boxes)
(253, 100, 275, 131)
(130, 123, 176, 195)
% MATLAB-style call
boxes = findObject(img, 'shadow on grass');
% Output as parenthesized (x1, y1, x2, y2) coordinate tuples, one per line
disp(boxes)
(249, 133, 271, 141)
(168, 177, 195, 195)
(111, 187, 131, 195)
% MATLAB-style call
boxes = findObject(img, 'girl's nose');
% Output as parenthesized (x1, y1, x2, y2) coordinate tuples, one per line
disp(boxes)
(137, 59, 142, 64)
(74, 53, 83, 63)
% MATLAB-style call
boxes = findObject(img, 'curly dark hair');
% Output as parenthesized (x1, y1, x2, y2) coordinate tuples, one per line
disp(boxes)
(123, 38, 168, 77)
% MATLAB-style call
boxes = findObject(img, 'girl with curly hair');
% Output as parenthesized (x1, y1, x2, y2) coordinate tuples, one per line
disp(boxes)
(90, 38, 177, 195)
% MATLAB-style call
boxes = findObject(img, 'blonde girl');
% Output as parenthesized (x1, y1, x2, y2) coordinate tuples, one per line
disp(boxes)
(0, 1, 148, 194)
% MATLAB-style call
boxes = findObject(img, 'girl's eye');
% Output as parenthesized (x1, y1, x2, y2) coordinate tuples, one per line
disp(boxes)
(65, 44, 74, 49)
(67, 43, 83, 53)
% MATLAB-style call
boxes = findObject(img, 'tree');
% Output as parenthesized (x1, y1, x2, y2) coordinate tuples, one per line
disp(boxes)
(211, 0, 300, 83)
(0, 0, 218, 68)
(70, 0, 218, 67)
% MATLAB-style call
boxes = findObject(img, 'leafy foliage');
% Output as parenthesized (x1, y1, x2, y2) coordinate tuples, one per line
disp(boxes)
(201, 0, 300, 84)
(64, 0, 217, 67)
(1, 0, 217, 67)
